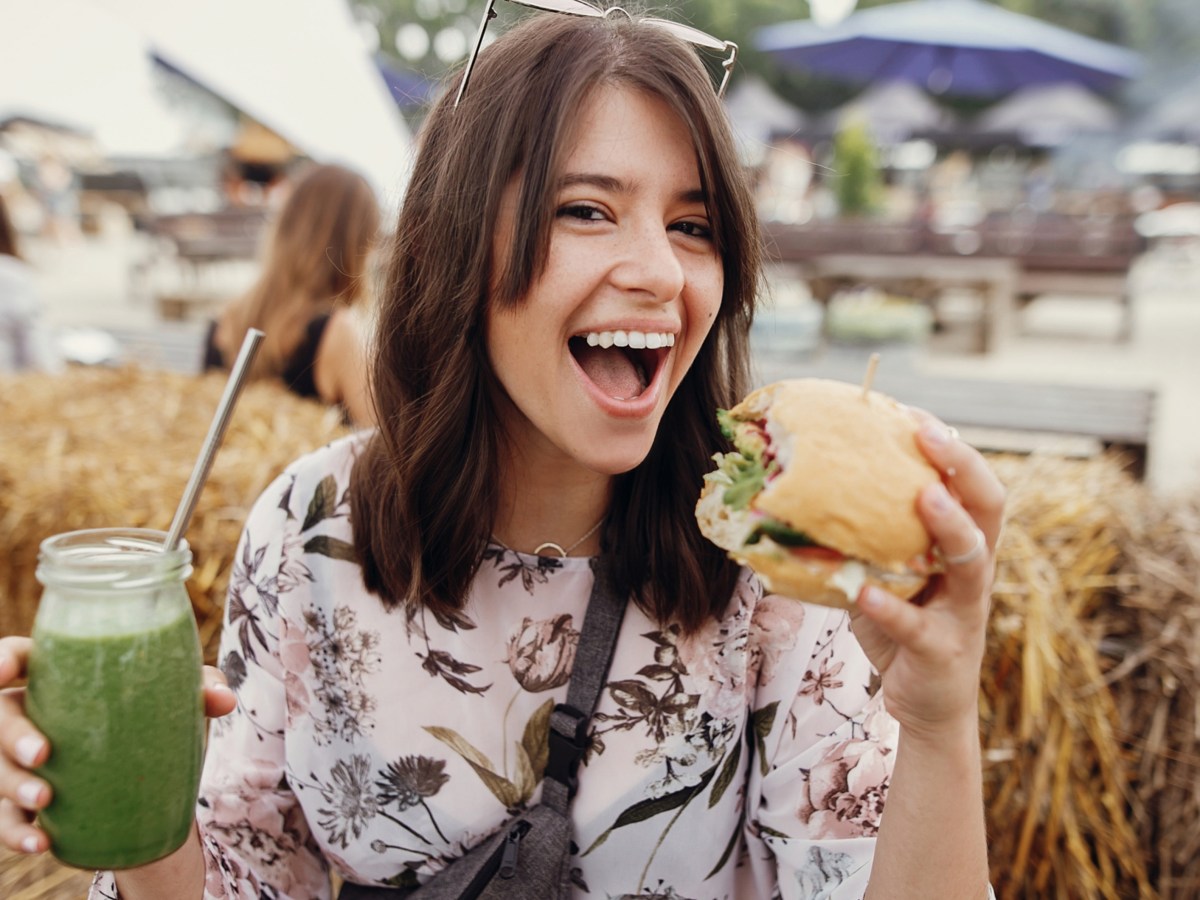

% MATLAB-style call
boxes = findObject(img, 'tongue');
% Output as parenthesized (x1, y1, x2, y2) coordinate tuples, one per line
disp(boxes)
(575, 345, 645, 400)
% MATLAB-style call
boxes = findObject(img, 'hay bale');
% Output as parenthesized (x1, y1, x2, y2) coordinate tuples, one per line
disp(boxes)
(1085, 476, 1200, 899)
(0, 366, 351, 661)
(984, 452, 1200, 899)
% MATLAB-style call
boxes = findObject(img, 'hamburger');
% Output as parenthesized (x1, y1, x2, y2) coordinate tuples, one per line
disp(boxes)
(695, 378, 944, 610)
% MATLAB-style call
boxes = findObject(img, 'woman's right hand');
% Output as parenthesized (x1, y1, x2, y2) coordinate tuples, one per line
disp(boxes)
(0, 635, 238, 857)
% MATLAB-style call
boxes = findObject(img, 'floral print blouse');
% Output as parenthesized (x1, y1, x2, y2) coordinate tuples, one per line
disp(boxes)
(91, 433, 902, 900)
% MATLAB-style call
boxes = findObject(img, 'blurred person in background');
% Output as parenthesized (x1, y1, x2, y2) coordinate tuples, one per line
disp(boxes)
(32, 153, 79, 243)
(204, 163, 381, 427)
(0, 192, 59, 373)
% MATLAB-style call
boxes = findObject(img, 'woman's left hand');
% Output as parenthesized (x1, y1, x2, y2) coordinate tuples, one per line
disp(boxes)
(849, 414, 1005, 740)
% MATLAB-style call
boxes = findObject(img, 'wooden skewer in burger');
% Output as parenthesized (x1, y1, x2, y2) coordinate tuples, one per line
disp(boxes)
(696, 356, 948, 610)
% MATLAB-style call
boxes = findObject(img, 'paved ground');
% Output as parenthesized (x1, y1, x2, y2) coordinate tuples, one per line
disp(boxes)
(23, 231, 1200, 498)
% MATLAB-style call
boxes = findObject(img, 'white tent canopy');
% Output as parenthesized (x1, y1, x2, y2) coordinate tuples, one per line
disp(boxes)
(0, 0, 412, 203)
(828, 80, 956, 143)
(975, 83, 1118, 147)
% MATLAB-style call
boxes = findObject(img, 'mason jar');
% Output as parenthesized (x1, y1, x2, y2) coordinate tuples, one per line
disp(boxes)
(25, 528, 205, 870)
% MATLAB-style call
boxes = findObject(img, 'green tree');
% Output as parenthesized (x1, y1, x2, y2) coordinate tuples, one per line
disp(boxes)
(831, 119, 882, 216)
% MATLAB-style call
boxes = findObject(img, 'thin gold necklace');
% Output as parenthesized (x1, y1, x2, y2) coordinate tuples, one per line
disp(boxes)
(493, 517, 604, 558)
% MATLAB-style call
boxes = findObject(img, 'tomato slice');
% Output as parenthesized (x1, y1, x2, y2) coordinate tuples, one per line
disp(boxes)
(789, 545, 844, 562)
(908, 550, 942, 575)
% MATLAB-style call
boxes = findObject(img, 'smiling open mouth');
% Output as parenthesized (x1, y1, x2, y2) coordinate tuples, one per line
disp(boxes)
(569, 331, 673, 401)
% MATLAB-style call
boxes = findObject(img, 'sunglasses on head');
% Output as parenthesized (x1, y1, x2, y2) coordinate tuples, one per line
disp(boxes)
(454, 0, 738, 109)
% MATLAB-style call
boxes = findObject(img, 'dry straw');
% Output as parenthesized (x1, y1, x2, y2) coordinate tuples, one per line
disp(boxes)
(2, 369, 1199, 899)
(984, 452, 1199, 899)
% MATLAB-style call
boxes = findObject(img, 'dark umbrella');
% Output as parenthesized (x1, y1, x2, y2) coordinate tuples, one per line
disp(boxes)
(757, 0, 1142, 98)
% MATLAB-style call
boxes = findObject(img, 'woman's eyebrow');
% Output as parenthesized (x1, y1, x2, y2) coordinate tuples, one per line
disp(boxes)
(559, 172, 627, 193)
(558, 172, 708, 205)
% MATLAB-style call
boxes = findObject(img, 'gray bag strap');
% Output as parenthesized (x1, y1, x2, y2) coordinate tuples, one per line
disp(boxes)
(541, 555, 623, 814)
(339, 554, 625, 899)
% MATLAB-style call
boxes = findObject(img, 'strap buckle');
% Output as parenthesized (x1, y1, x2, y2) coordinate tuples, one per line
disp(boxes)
(545, 703, 589, 798)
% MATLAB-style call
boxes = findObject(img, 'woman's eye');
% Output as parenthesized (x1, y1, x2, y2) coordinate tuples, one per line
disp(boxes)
(558, 203, 606, 222)
(671, 220, 713, 240)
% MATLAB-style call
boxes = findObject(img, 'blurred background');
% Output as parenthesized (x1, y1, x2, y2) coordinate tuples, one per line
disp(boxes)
(1, 0, 1198, 494)
(2, 2, 1200, 899)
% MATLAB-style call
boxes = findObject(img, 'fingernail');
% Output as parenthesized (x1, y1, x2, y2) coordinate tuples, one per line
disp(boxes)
(21, 834, 41, 854)
(210, 683, 234, 697)
(15, 736, 46, 768)
(18, 781, 44, 808)
(929, 482, 952, 513)
(921, 422, 949, 446)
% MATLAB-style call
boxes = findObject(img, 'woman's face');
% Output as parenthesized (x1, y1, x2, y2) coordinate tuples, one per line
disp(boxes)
(486, 85, 725, 478)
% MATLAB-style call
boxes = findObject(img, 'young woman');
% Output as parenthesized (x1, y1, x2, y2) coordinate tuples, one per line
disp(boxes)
(0, 9, 1001, 899)
(205, 163, 381, 427)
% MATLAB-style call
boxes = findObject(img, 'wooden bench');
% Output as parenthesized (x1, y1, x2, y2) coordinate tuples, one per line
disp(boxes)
(136, 209, 268, 322)
(146, 208, 268, 253)
(753, 350, 1156, 479)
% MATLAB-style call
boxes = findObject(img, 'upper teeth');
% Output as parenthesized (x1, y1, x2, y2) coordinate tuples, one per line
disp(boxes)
(583, 331, 675, 349)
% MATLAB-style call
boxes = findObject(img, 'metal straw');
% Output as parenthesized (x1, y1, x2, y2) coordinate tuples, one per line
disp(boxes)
(164, 329, 265, 551)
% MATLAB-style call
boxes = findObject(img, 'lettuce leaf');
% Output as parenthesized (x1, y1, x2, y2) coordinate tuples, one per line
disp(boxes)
(745, 518, 815, 547)
(712, 409, 775, 511)
(715, 452, 767, 511)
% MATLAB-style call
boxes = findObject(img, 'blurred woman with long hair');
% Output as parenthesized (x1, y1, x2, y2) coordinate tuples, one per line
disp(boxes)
(205, 163, 381, 426)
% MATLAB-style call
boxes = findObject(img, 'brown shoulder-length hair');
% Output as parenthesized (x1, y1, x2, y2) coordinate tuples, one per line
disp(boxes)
(215, 163, 381, 380)
(0, 194, 20, 260)
(352, 11, 762, 633)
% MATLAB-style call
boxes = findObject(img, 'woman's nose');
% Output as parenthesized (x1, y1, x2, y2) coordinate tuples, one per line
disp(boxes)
(608, 222, 685, 303)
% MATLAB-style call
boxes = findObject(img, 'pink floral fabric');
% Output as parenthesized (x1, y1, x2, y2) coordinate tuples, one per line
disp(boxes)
(91, 433, 902, 900)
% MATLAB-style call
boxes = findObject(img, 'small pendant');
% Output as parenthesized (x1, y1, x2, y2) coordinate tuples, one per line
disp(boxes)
(532, 541, 567, 558)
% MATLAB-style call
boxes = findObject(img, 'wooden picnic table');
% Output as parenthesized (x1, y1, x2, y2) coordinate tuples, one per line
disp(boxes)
(763, 213, 1146, 349)
(801, 253, 1019, 353)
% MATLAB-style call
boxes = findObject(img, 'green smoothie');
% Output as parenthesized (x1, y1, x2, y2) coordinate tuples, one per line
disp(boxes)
(27, 599, 204, 869)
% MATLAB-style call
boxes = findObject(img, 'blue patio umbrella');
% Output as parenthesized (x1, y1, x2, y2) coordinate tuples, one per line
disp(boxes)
(756, 0, 1142, 98)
